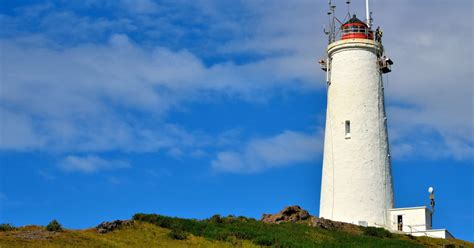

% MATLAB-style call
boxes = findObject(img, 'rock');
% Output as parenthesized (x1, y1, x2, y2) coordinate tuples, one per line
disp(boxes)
(308, 216, 339, 229)
(261, 205, 311, 224)
(309, 216, 362, 234)
(260, 206, 362, 234)
(96, 220, 132, 234)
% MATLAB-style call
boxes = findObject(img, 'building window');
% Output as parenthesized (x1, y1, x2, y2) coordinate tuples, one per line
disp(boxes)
(345, 120, 351, 139)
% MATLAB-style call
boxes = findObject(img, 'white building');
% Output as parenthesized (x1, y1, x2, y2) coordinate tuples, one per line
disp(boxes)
(389, 207, 453, 239)
(318, 0, 453, 239)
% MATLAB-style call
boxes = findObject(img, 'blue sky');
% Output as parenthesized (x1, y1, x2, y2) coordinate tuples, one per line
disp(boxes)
(0, 0, 473, 241)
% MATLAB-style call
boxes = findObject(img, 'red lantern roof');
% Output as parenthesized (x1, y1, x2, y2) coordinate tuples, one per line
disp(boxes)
(341, 15, 373, 40)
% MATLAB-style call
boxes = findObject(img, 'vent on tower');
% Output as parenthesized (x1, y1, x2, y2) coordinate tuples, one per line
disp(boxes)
(345, 120, 351, 139)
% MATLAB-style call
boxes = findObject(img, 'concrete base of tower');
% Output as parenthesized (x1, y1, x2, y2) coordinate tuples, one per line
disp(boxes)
(318, 213, 390, 230)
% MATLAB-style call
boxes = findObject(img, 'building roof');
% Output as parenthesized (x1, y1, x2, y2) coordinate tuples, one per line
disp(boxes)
(389, 206, 432, 214)
(344, 15, 368, 26)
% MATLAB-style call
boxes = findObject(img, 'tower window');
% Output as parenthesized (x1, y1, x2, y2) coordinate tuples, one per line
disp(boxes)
(345, 120, 351, 139)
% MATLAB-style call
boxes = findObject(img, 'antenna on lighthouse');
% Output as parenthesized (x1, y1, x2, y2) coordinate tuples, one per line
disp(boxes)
(365, 0, 372, 28)
(346, 0, 351, 16)
(324, 0, 337, 44)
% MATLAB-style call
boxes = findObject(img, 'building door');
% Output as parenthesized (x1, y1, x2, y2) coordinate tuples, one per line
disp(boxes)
(397, 215, 403, 231)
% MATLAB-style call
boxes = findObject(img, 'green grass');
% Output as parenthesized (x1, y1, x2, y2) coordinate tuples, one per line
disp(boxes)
(1, 214, 472, 248)
(0, 222, 257, 248)
(0, 224, 16, 232)
(132, 213, 423, 247)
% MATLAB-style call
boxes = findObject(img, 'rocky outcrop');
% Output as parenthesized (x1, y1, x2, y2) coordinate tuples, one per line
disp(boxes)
(96, 220, 132, 234)
(309, 216, 340, 229)
(261, 205, 310, 223)
(261, 205, 362, 234)
(309, 217, 363, 234)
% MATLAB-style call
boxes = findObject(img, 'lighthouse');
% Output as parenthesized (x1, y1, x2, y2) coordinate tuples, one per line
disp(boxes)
(316, 2, 454, 238)
(318, 0, 394, 228)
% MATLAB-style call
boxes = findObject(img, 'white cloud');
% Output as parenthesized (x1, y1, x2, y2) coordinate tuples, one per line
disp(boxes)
(239, 0, 474, 160)
(370, 0, 473, 160)
(0, 1, 324, 156)
(0, 31, 315, 152)
(59, 155, 130, 173)
(211, 130, 322, 173)
(389, 107, 473, 160)
(0, 108, 45, 149)
(0, 0, 472, 162)
(167, 147, 184, 158)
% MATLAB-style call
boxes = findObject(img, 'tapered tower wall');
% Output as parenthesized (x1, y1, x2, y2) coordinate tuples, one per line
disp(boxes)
(319, 39, 394, 227)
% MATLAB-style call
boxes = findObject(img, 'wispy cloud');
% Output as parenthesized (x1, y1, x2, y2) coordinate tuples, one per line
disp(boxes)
(0, 108, 45, 150)
(0, 31, 315, 153)
(58, 155, 130, 173)
(211, 130, 322, 173)
(120, 0, 160, 14)
(0, 192, 6, 202)
(38, 170, 56, 180)
(388, 106, 473, 160)
(0, 0, 472, 162)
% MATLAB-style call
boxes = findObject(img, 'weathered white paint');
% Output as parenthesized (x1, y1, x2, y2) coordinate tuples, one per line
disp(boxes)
(319, 39, 394, 227)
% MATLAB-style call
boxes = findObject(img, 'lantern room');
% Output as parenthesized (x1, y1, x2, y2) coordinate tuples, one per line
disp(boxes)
(341, 15, 373, 40)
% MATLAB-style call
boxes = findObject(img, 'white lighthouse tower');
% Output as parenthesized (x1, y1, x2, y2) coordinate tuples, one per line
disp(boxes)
(319, 0, 394, 228)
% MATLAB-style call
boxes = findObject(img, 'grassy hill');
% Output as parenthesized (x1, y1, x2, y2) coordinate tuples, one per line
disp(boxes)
(0, 213, 471, 247)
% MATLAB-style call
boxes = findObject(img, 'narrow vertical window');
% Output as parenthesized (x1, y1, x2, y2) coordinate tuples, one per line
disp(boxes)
(345, 120, 351, 139)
